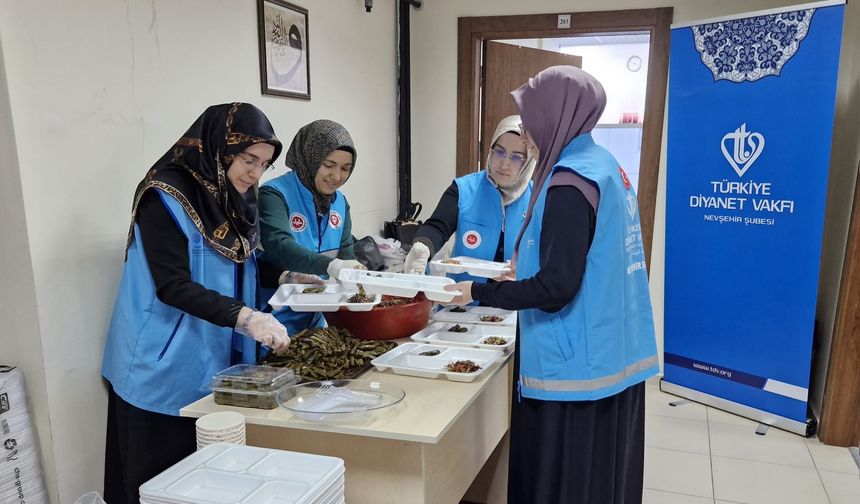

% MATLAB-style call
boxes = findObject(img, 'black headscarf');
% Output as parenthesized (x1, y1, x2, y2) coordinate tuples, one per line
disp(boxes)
(127, 102, 282, 262)
(284, 119, 356, 215)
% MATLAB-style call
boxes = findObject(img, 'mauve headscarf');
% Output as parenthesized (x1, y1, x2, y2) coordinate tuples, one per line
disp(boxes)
(510, 65, 607, 254)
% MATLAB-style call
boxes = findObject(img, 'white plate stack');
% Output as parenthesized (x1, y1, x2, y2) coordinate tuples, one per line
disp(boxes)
(0, 366, 48, 504)
(140, 443, 345, 504)
(196, 412, 246, 450)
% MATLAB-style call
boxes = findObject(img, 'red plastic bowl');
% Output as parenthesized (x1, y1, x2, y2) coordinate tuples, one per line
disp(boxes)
(322, 294, 432, 340)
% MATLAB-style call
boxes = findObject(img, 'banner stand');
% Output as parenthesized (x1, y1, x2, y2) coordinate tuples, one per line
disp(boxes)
(663, 0, 844, 436)
(660, 380, 816, 436)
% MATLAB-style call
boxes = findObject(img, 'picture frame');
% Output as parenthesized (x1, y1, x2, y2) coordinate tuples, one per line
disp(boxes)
(258, 0, 310, 100)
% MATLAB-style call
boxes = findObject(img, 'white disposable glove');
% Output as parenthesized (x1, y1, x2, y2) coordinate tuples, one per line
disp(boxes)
(326, 258, 366, 279)
(403, 241, 431, 275)
(493, 261, 516, 282)
(235, 307, 290, 352)
(278, 271, 326, 285)
(443, 281, 472, 306)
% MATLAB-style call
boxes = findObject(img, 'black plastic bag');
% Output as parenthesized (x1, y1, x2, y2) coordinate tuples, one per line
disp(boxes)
(383, 202, 422, 245)
(353, 236, 386, 271)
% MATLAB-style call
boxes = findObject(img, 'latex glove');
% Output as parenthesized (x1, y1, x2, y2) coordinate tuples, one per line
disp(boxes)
(326, 258, 366, 280)
(235, 307, 290, 352)
(278, 271, 326, 285)
(403, 241, 431, 275)
(493, 262, 516, 282)
(443, 281, 473, 306)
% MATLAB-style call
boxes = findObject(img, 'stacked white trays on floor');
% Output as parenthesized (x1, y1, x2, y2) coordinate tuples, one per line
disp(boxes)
(140, 443, 345, 504)
(0, 366, 48, 504)
(196, 412, 246, 450)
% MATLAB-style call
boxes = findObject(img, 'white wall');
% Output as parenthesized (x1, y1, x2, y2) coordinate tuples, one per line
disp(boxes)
(410, 0, 859, 387)
(0, 35, 57, 502)
(559, 43, 650, 124)
(0, 0, 397, 501)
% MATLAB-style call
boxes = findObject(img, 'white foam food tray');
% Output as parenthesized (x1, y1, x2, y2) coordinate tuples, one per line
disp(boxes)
(430, 305, 517, 326)
(268, 283, 379, 312)
(429, 256, 511, 278)
(410, 322, 516, 353)
(338, 269, 460, 302)
(371, 342, 504, 382)
(139, 443, 344, 504)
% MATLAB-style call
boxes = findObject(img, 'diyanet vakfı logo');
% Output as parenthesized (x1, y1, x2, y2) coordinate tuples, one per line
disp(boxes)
(721, 123, 764, 178)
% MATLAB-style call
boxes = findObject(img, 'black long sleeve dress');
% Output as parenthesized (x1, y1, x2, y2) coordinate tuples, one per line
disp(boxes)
(471, 175, 646, 504)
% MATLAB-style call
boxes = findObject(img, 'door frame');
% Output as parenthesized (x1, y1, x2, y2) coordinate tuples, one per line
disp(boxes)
(456, 8, 672, 268)
(819, 160, 860, 447)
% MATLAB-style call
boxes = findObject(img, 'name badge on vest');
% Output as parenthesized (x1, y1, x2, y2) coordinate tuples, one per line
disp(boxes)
(290, 213, 308, 233)
(462, 230, 481, 249)
(329, 210, 343, 230)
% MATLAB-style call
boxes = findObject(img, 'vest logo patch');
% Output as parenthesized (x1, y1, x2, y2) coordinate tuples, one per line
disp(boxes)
(329, 211, 342, 229)
(619, 166, 632, 190)
(290, 213, 308, 232)
(463, 231, 481, 249)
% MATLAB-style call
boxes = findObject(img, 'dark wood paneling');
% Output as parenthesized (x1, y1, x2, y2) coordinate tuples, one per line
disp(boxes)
(819, 165, 860, 446)
(456, 18, 482, 175)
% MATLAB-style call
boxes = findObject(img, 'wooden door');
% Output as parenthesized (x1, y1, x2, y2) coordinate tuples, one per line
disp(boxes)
(819, 161, 860, 446)
(481, 41, 582, 166)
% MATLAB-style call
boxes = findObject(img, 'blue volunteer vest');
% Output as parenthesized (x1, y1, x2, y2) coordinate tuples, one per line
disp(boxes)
(101, 190, 259, 416)
(260, 170, 347, 332)
(517, 133, 659, 401)
(450, 172, 531, 283)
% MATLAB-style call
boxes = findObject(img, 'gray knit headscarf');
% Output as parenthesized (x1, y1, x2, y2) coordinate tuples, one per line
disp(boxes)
(284, 119, 356, 215)
(484, 115, 536, 206)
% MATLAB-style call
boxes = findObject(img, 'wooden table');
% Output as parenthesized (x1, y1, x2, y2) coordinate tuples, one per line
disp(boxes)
(180, 355, 512, 503)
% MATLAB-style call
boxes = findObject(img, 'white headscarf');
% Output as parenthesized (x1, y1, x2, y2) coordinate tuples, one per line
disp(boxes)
(485, 115, 536, 206)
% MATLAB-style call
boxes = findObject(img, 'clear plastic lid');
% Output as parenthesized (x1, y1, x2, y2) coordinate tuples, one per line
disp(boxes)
(210, 364, 297, 393)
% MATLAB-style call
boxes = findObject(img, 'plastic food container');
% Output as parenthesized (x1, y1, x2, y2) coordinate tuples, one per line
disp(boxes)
(410, 322, 516, 353)
(338, 269, 460, 302)
(430, 305, 517, 326)
(139, 443, 345, 504)
(268, 282, 380, 312)
(429, 256, 511, 278)
(371, 343, 505, 382)
(210, 365, 299, 410)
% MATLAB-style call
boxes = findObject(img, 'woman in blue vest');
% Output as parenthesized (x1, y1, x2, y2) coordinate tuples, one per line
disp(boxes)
(101, 103, 290, 504)
(258, 120, 364, 332)
(403, 115, 535, 282)
(446, 67, 659, 503)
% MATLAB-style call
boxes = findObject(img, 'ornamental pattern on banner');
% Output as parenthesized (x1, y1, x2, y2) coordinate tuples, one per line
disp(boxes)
(692, 9, 814, 83)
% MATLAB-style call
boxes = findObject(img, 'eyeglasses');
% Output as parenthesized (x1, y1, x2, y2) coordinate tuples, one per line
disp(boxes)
(491, 146, 527, 166)
(236, 152, 274, 172)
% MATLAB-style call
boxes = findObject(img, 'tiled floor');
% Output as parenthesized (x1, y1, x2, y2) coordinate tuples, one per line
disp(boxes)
(644, 377, 860, 504)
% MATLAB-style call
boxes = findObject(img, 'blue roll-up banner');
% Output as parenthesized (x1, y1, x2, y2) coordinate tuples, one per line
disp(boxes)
(664, 1, 844, 435)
